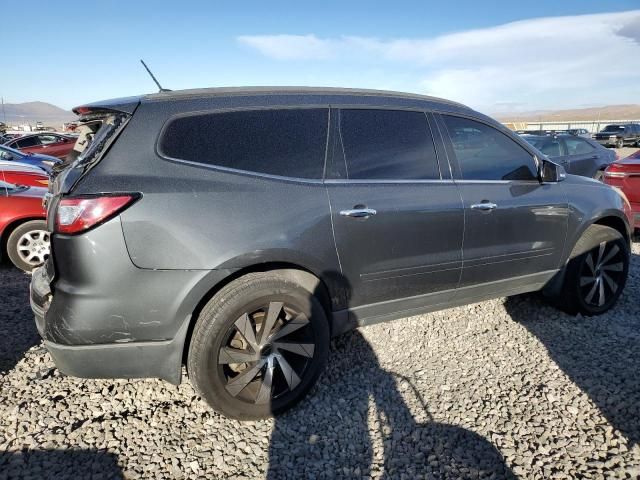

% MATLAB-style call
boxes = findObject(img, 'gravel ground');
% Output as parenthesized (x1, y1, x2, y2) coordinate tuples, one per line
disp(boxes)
(0, 241, 639, 479)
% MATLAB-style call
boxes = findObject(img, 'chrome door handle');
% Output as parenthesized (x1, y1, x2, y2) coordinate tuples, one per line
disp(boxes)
(339, 208, 377, 218)
(470, 202, 497, 211)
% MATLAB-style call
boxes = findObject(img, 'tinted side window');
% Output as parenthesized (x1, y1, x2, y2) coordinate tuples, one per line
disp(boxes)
(564, 137, 594, 155)
(159, 109, 328, 179)
(15, 137, 41, 148)
(442, 115, 537, 181)
(538, 138, 562, 157)
(339, 109, 439, 180)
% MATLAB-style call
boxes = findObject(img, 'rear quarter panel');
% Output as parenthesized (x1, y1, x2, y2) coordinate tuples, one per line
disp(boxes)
(73, 98, 343, 278)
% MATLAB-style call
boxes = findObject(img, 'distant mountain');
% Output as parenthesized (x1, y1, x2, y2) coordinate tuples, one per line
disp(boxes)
(1, 101, 76, 127)
(495, 104, 640, 122)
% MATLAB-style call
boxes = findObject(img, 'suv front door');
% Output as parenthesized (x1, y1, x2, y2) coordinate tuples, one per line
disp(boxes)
(438, 114, 568, 298)
(326, 108, 464, 322)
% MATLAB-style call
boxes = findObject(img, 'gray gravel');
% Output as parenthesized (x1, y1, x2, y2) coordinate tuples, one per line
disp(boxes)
(1, 241, 639, 479)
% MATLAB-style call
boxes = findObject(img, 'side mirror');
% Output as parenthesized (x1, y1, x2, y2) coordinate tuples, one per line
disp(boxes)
(539, 158, 566, 183)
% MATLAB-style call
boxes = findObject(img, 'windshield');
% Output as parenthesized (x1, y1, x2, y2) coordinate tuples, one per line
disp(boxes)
(521, 136, 546, 149)
(603, 125, 624, 132)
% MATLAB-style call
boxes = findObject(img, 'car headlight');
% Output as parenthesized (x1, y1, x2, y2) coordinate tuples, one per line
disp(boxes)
(42, 160, 55, 166)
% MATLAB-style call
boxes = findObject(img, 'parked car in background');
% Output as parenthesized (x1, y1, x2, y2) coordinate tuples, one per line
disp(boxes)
(520, 133, 616, 179)
(604, 149, 640, 231)
(0, 144, 62, 172)
(567, 128, 591, 138)
(515, 129, 590, 138)
(0, 180, 48, 272)
(0, 161, 49, 187)
(31, 87, 632, 420)
(4, 133, 76, 159)
(593, 124, 640, 148)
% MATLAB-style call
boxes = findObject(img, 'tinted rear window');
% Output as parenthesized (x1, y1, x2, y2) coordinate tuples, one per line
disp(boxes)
(339, 109, 439, 180)
(14, 137, 41, 148)
(159, 108, 329, 179)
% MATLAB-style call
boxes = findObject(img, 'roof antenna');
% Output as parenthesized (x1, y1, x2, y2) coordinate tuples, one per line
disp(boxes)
(140, 59, 171, 92)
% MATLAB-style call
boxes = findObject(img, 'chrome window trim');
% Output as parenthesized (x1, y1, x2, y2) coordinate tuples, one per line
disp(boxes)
(323, 178, 455, 185)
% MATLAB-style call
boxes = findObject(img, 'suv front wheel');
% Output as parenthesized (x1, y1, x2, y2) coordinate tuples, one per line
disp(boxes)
(187, 272, 330, 420)
(560, 224, 629, 315)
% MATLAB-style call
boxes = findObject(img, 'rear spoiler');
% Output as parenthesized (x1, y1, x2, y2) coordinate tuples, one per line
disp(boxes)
(72, 95, 141, 119)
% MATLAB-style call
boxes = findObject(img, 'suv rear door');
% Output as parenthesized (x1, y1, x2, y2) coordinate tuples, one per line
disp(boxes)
(561, 136, 600, 177)
(326, 108, 464, 322)
(438, 114, 568, 298)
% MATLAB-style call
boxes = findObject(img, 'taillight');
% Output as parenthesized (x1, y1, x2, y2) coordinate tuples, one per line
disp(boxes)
(55, 194, 139, 235)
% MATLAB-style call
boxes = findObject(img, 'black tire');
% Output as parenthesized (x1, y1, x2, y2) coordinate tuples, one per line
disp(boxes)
(559, 224, 629, 316)
(187, 272, 330, 420)
(6, 220, 50, 272)
(616, 138, 624, 149)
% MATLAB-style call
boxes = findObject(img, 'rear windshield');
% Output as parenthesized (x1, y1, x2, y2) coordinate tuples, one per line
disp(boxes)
(70, 112, 129, 167)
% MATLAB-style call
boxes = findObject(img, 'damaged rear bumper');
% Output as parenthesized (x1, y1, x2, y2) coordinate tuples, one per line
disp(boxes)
(42, 321, 189, 385)
(29, 217, 234, 385)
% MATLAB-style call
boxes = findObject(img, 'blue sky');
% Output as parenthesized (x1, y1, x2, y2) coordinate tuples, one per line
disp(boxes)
(3, 1, 640, 113)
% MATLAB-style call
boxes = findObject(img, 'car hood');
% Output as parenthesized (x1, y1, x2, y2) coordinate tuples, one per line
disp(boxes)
(26, 153, 62, 163)
(563, 173, 608, 187)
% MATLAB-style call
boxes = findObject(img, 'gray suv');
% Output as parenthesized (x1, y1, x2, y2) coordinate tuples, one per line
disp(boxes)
(31, 87, 632, 419)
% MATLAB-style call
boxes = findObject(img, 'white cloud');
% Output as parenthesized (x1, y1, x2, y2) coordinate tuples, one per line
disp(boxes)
(237, 34, 336, 60)
(237, 10, 640, 112)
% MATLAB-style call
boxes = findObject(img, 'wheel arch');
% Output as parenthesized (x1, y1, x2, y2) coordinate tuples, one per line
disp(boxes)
(592, 215, 630, 246)
(1, 216, 46, 259)
(180, 262, 337, 366)
(544, 213, 630, 298)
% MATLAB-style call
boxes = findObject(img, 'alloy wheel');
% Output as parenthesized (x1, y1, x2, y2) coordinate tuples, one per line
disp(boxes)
(218, 301, 316, 405)
(16, 230, 50, 267)
(579, 241, 625, 308)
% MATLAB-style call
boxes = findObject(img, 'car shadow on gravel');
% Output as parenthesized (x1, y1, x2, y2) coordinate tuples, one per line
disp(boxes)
(267, 330, 516, 479)
(0, 263, 40, 374)
(0, 448, 122, 479)
(505, 250, 640, 448)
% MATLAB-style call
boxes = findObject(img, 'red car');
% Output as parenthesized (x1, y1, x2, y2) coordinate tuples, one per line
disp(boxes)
(0, 180, 48, 272)
(604, 149, 640, 230)
(4, 133, 76, 159)
(0, 161, 49, 188)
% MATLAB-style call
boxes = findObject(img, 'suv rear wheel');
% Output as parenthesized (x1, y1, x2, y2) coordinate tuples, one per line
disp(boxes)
(6, 220, 50, 272)
(560, 224, 629, 315)
(187, 272, 330, 420)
